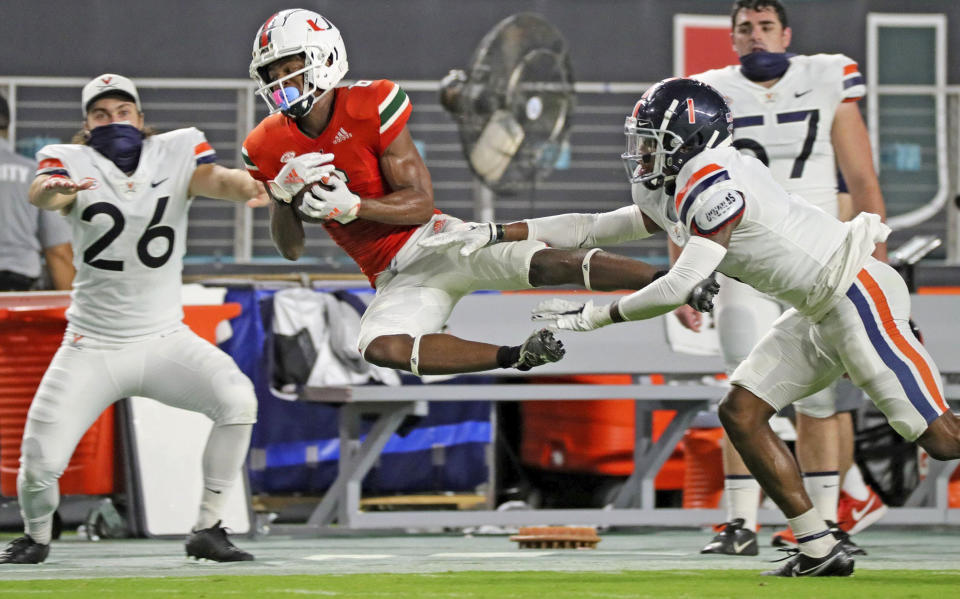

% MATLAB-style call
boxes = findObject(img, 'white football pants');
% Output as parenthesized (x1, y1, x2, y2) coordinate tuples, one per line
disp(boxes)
(17, 326, 257, 542)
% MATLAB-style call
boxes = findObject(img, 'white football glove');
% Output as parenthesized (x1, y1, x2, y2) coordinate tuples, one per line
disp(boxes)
(269, 152, 335, 202)
(298, 175, 361, 224)
(418, 221, 499, 256)
(531, 298, 614, 332)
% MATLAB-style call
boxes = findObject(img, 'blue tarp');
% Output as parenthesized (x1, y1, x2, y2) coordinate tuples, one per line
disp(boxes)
(220, 288, 491, 494)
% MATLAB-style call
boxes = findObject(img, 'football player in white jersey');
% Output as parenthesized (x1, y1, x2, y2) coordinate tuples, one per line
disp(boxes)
(426, 77, 959, 576)
(0, 75, 267, 564)
(523, 78, 958, 576)
(682, 0, 887, 555)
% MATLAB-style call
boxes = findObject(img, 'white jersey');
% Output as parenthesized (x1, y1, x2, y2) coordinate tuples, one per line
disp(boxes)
(667, 145, 888, 321)
(694, 54, 865, 214)
(36, 128, 217, 338)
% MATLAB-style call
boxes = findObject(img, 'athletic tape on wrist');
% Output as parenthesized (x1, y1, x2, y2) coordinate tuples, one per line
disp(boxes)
(581, 248, 604, 291)
(410, 335, 423, 376)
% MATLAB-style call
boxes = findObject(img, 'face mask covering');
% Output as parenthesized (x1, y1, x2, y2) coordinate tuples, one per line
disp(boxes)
(87, 122, 144, 173)
(739, 51, 794, 82)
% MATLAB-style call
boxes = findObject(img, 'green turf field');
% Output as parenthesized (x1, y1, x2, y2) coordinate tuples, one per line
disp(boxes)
(1, 570, 957, 598)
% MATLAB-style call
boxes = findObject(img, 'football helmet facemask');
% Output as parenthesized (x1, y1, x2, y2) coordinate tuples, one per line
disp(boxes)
(622, 78, 733, 191)
(250, 9, 348, 119)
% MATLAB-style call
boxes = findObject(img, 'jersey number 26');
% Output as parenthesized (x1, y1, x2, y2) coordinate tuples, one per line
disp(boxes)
(81, 197, 175, 271)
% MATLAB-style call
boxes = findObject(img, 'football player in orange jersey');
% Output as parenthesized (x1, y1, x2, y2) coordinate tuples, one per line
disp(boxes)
(243, 9, 717, 376)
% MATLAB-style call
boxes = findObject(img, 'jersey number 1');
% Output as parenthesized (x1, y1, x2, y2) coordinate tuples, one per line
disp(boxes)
(81, 197, 175, 271)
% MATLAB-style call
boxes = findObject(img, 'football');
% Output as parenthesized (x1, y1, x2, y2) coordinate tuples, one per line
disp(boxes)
(291, 178, 336, 225)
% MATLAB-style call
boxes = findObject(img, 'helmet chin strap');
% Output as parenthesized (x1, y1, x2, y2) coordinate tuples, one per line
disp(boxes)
(282, 85, 336, 119)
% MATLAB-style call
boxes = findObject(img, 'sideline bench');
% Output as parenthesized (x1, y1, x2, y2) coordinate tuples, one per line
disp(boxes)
(279, 292, 960, 532)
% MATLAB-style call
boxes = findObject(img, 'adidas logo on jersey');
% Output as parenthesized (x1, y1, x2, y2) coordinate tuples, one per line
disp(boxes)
(332, 127, 352, 144)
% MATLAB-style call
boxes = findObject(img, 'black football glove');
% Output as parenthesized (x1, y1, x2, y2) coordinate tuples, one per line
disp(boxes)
(687, 273, 720, 313)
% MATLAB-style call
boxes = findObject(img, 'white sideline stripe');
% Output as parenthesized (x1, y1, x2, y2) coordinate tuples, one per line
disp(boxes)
(303, 554, 395, 561)
(431, 552, 553, 558)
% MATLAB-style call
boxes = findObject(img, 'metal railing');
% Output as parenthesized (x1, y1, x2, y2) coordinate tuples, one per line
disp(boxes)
(3, 75, 957, 268)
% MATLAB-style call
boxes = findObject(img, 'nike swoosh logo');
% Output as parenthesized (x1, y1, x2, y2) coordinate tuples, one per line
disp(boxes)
(851, 496, 875, 520)
(796, 554, 840, 576)
(204, 487, 222, 495)
(151, 178, 168, 188)
(794, 89, 813, 98)
(733, 540, 753, 553)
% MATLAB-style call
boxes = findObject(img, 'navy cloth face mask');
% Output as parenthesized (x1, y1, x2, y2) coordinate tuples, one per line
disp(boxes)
(88, 122, 144, 173)
(739, 51, 794, 82)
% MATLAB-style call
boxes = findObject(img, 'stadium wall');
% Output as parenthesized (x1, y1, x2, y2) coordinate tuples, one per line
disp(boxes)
(2, 0, 959, 83)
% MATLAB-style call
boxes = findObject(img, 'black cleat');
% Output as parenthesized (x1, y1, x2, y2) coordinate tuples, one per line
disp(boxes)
(185, 521, 254, 562)
(515, 329, 565, 371)
(0, 535, 50, 564)
(762, 542, 855, 577)
(828, 520, 866, 556)
(700, 519, 758, 556)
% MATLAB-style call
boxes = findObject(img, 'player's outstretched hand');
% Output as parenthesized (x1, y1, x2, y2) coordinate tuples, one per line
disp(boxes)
(419, 222, 497, 256)
(246, 186, 271, 208)
(531, 298, 614, 332)
(269, 152, 335, 202)
(40, 176, 95, 196)
(687, 274, 719, 313)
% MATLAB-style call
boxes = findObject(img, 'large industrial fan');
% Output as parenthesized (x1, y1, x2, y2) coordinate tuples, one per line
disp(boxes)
(439, 13, 575, 195)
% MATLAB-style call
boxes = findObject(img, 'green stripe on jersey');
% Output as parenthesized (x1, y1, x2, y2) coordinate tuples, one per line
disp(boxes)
(379, 87, 408, 126)
(241, 148, 257, 168)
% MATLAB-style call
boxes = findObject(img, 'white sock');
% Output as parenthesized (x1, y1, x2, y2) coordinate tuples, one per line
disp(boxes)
(17, 467, 59, 546)
(724, 475, 761, 531)
(788, 508, 836, 558)
(842, 464, 870, 501)
(803, 471, 840, 523)
(194, 423, 252, 531)
(23, 515, 54, 546)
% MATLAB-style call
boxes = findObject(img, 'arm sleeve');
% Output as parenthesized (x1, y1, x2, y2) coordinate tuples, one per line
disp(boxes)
(35, 147, 71, 179)
(839, 55, 865, 103)
(524, 205, 651, 249)
(191, 128, 217, 166)
(616, 235, 727, 321)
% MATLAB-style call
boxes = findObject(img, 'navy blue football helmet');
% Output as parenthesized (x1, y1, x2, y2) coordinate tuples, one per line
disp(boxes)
(622, 78, 733, 191)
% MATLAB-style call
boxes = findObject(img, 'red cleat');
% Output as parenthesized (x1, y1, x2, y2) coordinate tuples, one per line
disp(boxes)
(771, 527, 796, 547)
(837, 488, 888, 535)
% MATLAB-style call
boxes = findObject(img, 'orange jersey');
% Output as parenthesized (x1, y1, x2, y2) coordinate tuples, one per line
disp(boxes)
(242, 79, 423, 285)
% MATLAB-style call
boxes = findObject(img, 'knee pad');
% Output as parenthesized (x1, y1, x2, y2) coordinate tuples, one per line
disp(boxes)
(581, 248, 604, 291)
(794, 387, 837, 419)
(209, 369, 258, 425)
(19, 438, 62, 492)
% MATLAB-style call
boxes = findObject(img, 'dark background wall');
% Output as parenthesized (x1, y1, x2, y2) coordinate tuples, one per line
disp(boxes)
(3, 0, 958, 83)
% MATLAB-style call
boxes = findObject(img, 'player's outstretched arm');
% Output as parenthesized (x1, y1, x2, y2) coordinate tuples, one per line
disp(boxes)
(189, 164, 270, 207)
(29, 174, 93, 211)
(833, 102, 887, 261)
(420, 205, 659, 256)
(534, 222, 732, 331)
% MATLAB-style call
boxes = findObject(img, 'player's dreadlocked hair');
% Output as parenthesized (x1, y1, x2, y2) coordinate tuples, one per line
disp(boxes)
(731, 0, 789, 29)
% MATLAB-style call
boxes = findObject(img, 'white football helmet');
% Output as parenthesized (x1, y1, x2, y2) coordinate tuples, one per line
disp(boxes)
(249, 9, 349, 118)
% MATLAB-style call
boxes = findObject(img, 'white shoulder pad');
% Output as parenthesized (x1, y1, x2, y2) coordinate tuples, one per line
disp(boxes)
(691, 189, 745, 235)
